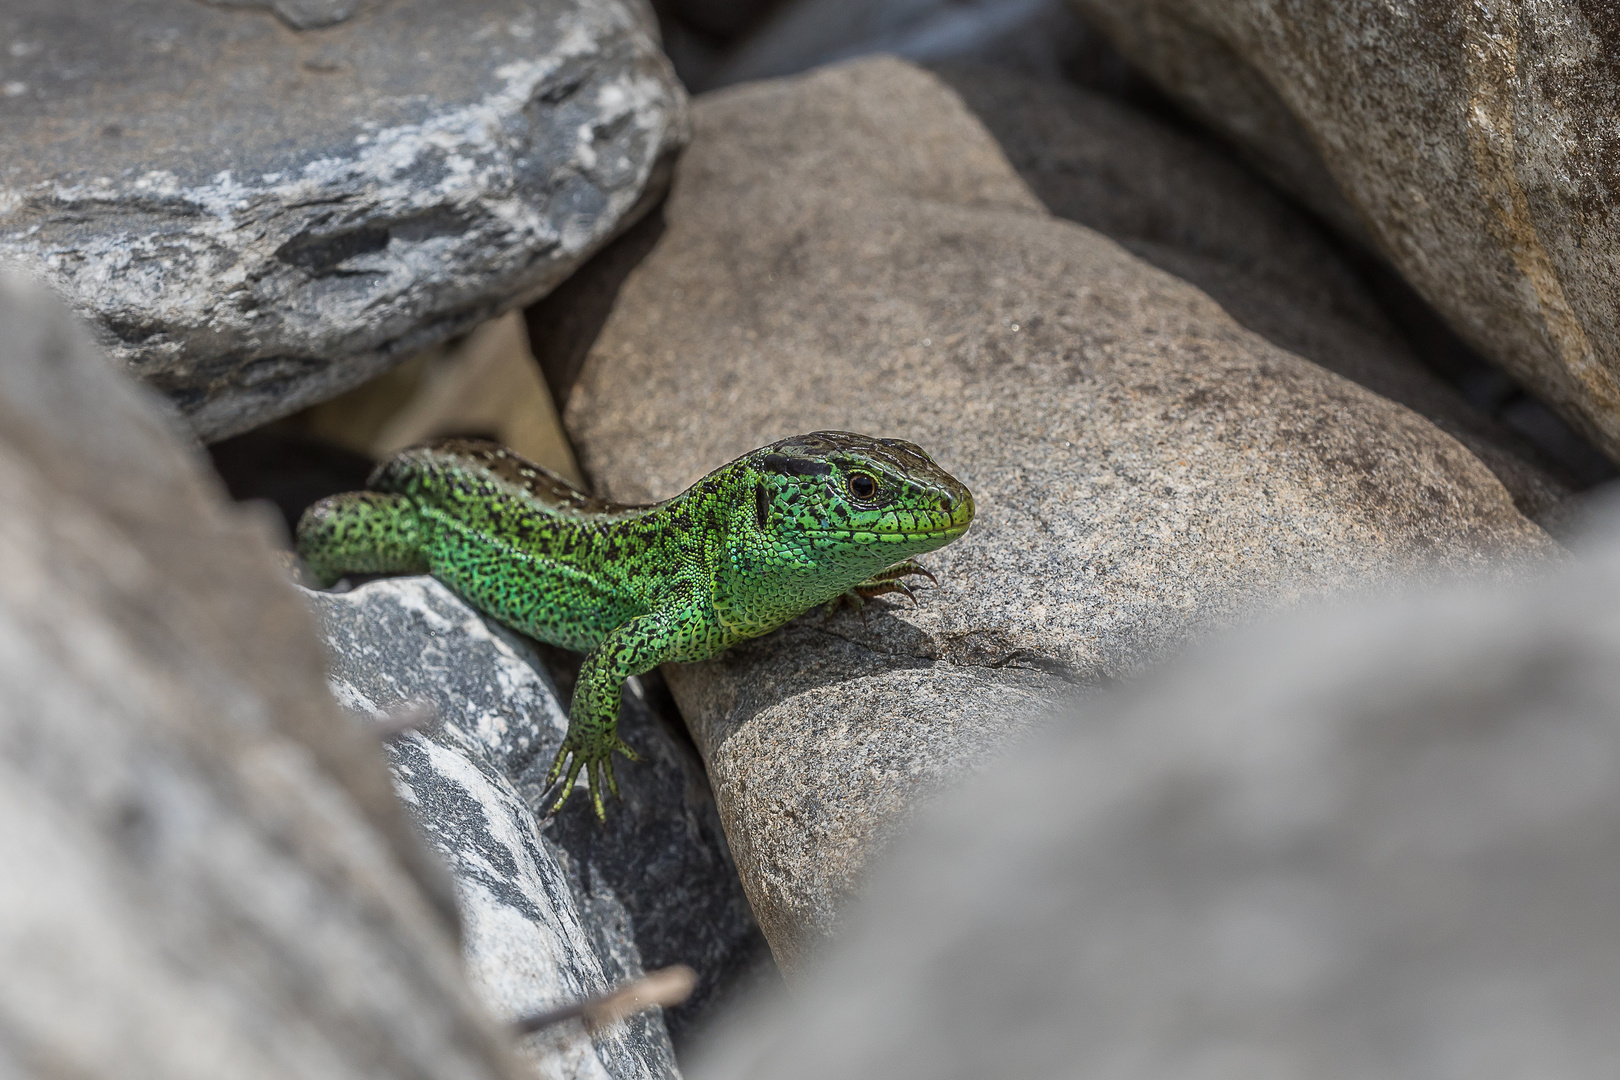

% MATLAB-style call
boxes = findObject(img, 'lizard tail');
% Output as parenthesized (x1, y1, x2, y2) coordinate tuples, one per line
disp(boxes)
(296, 491, 429, 587)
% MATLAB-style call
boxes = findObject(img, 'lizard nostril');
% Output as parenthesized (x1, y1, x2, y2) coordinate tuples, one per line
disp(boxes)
(940, 493, 954, 512)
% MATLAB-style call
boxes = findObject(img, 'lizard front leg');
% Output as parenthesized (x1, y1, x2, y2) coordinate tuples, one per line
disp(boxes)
(544, 607, 686, 820)
(823, 559, 939, 619)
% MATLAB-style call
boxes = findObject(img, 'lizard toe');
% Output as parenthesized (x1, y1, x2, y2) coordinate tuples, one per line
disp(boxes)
(549, 749, 588, 813)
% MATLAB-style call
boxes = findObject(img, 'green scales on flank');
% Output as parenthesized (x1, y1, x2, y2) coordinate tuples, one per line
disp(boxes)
(297, 431, 976, 819)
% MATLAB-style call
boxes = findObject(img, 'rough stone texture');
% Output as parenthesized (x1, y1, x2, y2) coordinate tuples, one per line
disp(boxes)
(306, 576, 770, 1054)
(694, 503, 1620, 1080)
(1064, 0, 1620, 467)
(0, 273, 524, 1078)
(930, 61, 1574, 526)
(557, 57, 1556, 968)
(0, 0, 687, 440)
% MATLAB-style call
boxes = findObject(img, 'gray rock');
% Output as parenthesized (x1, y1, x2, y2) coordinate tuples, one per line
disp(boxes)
(1065, 0, 1620, 468)
(204, 0, 360, 30)
(694, 500, 1620, 1080)
(0, 0, 687, 441)
(555, 57, 1556, 967)
(930, 61, 1574, 526)
(0, 273, 523, 1078)
(305, 575, 769, 1059)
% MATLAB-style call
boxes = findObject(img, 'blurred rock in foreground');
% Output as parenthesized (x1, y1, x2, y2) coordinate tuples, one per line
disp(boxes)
(1066, 0, 1620, 469)
(553, 56, 1556, 969)
(307, 576, 770, 1059)
(0, 276, 522, 1077)
(0, 0, 686, 440)
(696, 495, 1620, 1080)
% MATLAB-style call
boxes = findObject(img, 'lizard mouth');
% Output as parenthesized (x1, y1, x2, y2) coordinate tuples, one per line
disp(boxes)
(800, 493, 974, 542)
(803, 522, 971, 541)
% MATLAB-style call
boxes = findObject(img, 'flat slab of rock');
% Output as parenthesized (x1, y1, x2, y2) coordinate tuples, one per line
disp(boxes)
(697, 505, 1620, 1080)
(306, 576, 768, 1061)
(556, 57, 1556, 967)
(930, 61, 1572, 526)
(0, 0, 686, 440)
(1066, 0, 1620, 467)
(0, 274, 523, 1079)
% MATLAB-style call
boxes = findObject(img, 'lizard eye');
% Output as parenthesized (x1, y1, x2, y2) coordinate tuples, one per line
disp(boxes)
(847, 473, 877, 501)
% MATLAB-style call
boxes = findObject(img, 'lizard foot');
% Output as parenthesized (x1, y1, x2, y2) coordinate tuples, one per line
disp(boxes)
(862, 559, 939, 589)
(544, 733, 640, 820)
(823, 560, 939, 623)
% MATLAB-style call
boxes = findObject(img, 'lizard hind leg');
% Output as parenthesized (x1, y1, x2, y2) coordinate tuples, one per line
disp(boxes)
(296, 491, 430, 587)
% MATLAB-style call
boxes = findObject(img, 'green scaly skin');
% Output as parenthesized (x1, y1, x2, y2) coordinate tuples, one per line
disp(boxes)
(297, 430, 976, 819)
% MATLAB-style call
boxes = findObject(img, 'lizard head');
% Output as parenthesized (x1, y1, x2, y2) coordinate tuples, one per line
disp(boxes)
(736, 431, 975, 582)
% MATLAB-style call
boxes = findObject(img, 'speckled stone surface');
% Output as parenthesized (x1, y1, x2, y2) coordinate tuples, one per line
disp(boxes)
(557, 57, 1557, 968)
(930, 61, 1573, 527)
(1065, 0, 1620, 467)
(696, 507, 1620, 1080)
(306, 575, 768, 1061)
(0, 0, 686, 440)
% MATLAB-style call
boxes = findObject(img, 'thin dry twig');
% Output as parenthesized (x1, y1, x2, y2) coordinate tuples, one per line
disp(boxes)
(513, 965, 698, 1035)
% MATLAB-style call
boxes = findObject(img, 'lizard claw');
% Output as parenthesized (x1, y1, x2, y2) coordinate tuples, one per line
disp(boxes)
(603, 738, 636, 800)
(545, 734, 640, 820)
(826, 560, 937, 620)
(871, 559, 937, 588)
(857, 579, 918, 605)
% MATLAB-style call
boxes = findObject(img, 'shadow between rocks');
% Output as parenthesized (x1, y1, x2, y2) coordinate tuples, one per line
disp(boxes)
(522, 642, 778, 1051)
(674, 602, 1075, 765)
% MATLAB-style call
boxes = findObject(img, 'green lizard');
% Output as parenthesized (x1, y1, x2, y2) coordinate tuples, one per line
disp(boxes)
(297, 430, 975, 819)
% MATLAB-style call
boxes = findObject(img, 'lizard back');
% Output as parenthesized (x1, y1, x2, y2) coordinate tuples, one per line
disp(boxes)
(368, 437, 674, 651)
(370, 437, 651, 521)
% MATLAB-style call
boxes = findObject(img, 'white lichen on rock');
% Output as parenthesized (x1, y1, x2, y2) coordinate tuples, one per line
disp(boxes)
(0, 0, 687, 439)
